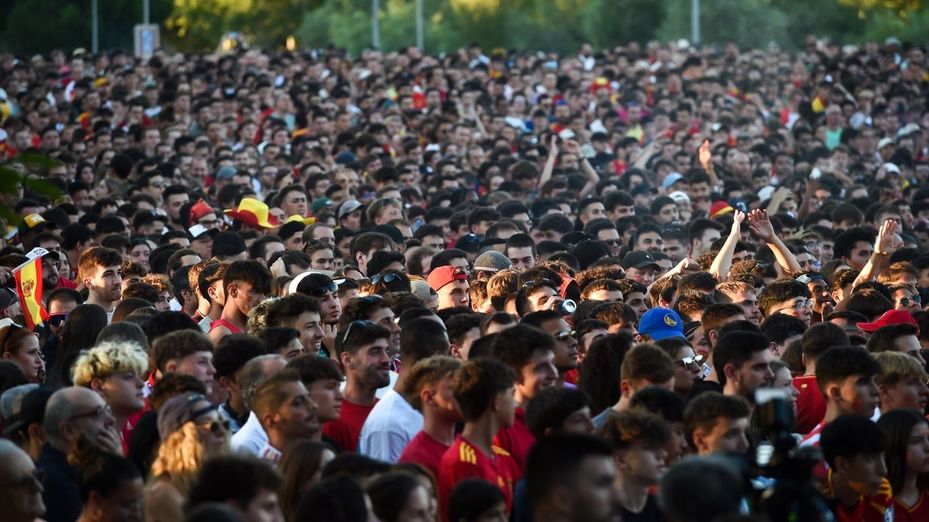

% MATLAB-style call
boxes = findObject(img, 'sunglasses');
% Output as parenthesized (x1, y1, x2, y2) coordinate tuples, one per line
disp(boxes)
(370, 273, 400, 285)
(197, 419, 231, 435)
(48, 312, 69, 327)
(340, 319, 376, 345)
(554, 329, 576, 341)
(900, 295, 922, 307)
(677, 354, 705, 367)
(306, 281, 339, 296)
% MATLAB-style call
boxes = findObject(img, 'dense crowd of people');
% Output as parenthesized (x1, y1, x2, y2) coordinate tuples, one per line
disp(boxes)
(0, 35, 928, 522)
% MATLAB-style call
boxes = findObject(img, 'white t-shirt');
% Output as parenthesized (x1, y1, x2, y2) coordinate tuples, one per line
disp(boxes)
(357, 388, 423, 463)
(230, 411, 268, 457)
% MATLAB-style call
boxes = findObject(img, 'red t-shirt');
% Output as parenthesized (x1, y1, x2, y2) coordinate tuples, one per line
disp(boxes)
(398, 430, 449, 479)
(794, 375, 826, 435)
(493, 408, 535, 470)
(438, 436, 521, 522)
(825, 471, 894, 522)
(895, 492, 929, 522)
(322, 399, 376, 452)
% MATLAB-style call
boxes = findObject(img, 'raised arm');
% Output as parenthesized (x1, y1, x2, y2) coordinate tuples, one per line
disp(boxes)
(564, 139, 601, 199)
(748, 209, 802, 275)
(852, 219, 901, 289)
(709, 210, 747, 282)
(538, 135, 558, 189)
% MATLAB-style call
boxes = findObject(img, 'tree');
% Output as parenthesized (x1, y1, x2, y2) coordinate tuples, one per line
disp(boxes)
(581, 0, 664, 47)
(658, 0, 790, 48)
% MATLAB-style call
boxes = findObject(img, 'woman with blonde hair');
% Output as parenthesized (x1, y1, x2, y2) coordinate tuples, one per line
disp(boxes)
(145, 392, 230, 522)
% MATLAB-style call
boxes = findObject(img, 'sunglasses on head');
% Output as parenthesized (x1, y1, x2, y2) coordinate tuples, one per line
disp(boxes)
(370, 273, 400, 285)
(307, 281, 339, 296)
(340, 319, 376, 345)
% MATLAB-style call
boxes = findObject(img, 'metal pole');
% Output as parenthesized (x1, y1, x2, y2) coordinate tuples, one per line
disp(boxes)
(371, 0, 380, 49)
(143, 0, 150, 25)
(416, 0, 423, 51)
(691, 0, 700, 44)
(91, 0, 99, 53)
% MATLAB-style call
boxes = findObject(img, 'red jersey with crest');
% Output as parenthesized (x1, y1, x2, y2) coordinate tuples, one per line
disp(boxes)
(438, 436, 521, 522)
(824, 470, 894, 522)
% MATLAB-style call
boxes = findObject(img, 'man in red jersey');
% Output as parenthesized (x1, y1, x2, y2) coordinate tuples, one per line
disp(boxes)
(438, 358, 521, 521)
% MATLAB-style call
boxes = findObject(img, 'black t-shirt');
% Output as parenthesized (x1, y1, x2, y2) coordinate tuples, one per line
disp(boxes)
(689, 379, 723, 399)
(621, 493, 665, 522)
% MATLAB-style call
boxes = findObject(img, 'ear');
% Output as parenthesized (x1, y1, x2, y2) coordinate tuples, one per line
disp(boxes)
(691, 427, 708, 454)
(708, 329, 719, 347)
(89, 377, 105, 393)
(218, 376, 236, 393)
(833, 454, 849, 475)
(1, 352, 11, 361)
(165, 360, 179, 374)
(827, 383, 842, 402)
(339, 350, 352, 370)
(27, 422, 46, 444)
(723, 363, 738, 383)
(450, 344, 462, 359)
(620, 379, 633, 399)
(227, 283, 238, 299)
(82, 276, 93, 288)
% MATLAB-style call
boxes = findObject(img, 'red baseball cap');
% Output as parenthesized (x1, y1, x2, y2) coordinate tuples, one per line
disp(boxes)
(856, 309, 918, 333)
(188, 199, 215, 223)
(427, 266, 468, 292)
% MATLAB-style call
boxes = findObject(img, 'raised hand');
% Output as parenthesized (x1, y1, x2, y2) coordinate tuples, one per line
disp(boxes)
(748, 209, 776, 243)
(731, 209, 746, 235)
(875, 219, 903, 255)
(698, 139, 712, 169)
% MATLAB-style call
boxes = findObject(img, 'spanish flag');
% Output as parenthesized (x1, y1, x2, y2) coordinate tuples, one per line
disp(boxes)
(13, 249, 49, 329)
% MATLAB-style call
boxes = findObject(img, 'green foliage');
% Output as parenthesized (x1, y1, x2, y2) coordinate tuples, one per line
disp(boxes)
(0, 0, 171, 54)
(0, 155, 63, 228)
(859, 5, 929, 42)
(581, 0, 666, 47)
(658, 0, 791, 48)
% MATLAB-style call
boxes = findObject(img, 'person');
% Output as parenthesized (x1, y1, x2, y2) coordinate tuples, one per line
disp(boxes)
(866, 323, 926, 364)
(660, 456, 744, 522)
(0, 320, 45, 383)
(78, 247, 124, 321)
(713, 329, 775, 406)
(428, 265, 470, 310)
(628, 386, 689, 465)
(683, 392, 752, 456)
(521, 310, 580, 384)
(146, 393, 230, 522)
(278, 440, 336, 522)
(794, 322, 849, 435)
(525, 434, 620, 522)
(230, 354, 288, 457)
(252, 370, 320, 462)
(265, 294, 325, 355)
(186, 455, 285, 522)
(323, 320, 391, 451)
(524, 387, 594, 438)
(214, 334, 271, 434)
(438, 358, 521, 521)
(72, 441, 144, 522)
(151, 330, 217, 395)
(877, 409, 929, 520)
(0, 439, 46, 522)
(654, 337, 703, 399)
(285, 354, 345, 449)
(39, 387, 121, 522)
(800, 345, 881, 447)
(820, 415, 893, 522)
(874, 351, 929, 414)
(366, 471, 434, 522)
(592, 343, 675, 428)
(259, 327, 306, 360)
(599, 409, 670, 521)
(296, 476, 373, 522)
(399, 356, 464, 478)
(71, 340, 149, 453)
(359, 317, 450, 462)
(489, 324, 559, 469)
(447, 479, 507, 522)
(209, 260, 272, 342)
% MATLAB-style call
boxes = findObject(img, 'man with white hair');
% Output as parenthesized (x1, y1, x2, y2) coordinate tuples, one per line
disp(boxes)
(0, 440, 45, 522)
(37, 387, 121, 522)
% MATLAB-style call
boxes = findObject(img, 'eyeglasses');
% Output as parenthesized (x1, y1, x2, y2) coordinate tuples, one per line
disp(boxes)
(48, 313, 69, 327)
(66, 404, 113, 423)
(776, 299, 813, 312)
(554, 329, 576, 341)
(677, 354, 705, 367)
(900, 295, 922, 307)
(196, 419, 231, 435)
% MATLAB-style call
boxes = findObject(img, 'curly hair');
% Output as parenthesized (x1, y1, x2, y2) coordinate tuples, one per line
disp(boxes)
(247, 297, 280, 336)
(150, 421, 209, 493)
(71, 340, 149, 387)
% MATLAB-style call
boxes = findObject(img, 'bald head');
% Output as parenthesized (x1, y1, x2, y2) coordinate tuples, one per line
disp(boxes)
(44, 386, 110, 447)
(0, 439, 45, 522)
(239, 354, 288, 410)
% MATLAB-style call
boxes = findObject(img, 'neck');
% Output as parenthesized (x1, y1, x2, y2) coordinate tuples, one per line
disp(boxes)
(616, 473, 651, 513)
(220, 306, 246, 329)
(227, 394, 245, 417)
(197, 299, 211, 316)
(461, 415, 500, 456)
(831, 473, 863, 508)
(514, 390, 530, 411)
(86, 293, 113, 312)
(613, 396, 630, 413)
(804, 360, 817, 376)
(266, 429, 285, 453)
(823, 403, 842, 425)
(423, 410, 457, 446)
(898, 473, 921, 506)
(343, 376, 378, 406)
(208, 302, 223, 320)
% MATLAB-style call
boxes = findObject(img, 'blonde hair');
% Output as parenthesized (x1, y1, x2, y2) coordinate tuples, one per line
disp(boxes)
(247, 297, 280, 336)
(150, 422, 206, 494)
(875, 351, 928, 386)
(71, 340, 149, 387)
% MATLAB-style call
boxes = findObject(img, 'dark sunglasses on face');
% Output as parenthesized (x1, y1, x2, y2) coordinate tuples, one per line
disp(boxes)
(48, 313, 69, 327)
(197, 419, 231, 435)
(370, 273, 400, 285)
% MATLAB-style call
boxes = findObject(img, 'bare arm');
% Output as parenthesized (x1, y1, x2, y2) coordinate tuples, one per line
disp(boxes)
(709, 210, 747, 282)
(538, 136, 558, 189)
(852, 219, 901, 289)
(748, 209, 802, 274)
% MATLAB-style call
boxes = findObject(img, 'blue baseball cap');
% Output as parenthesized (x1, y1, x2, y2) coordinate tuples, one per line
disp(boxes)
(638, 307, 685, 341)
